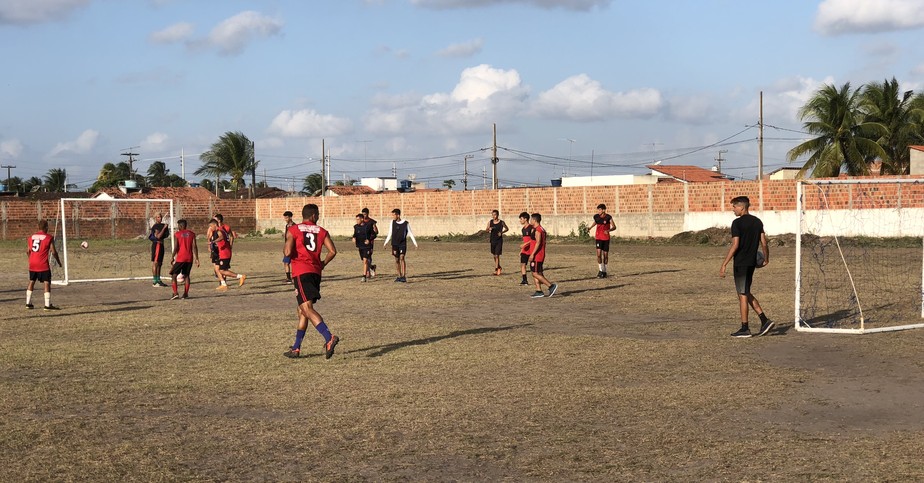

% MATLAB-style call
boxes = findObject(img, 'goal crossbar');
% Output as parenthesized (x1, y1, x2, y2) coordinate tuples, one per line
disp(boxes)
(795, 178, 924, 334)
(54, 198, 176, 285)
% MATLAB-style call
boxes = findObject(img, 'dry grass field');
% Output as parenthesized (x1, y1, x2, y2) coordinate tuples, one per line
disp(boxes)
(2, 235, 924, 481)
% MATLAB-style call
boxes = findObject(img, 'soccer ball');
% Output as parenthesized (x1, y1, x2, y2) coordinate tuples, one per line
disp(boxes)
(756, 250, 765, 268)
(177, 273, 185, 283)
(80, 241, 89, 249)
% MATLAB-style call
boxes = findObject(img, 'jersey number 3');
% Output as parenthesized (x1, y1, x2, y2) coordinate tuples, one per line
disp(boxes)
(303, 232, 317, 252)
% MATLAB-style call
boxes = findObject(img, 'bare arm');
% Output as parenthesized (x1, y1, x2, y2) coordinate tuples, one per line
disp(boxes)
(193, 238, 200, 267)
(759, 232, 769, 267)
(719, 237, 739, 278)
(501, 221, 509, 234)
(321, 236, 337, 268)
(284, 229, 295, 258)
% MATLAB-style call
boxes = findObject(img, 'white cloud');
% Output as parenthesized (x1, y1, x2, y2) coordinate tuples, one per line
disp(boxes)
(149, 22, 195, 44)
(0, 0, 89, 25)
(666, 95, 718, 124)
(268, 109, 354, 138)
(815, 0, 924, 35)
(913, 63, 924, 77)
(204, 11, 283, 55)
(140, 132, 169, 152)
(363, 64, 528, 135)
(48, 129, 99, 157)
(412, 0, 611, 11)
(437, 38, 484, 58)
(532, 74, 663, 121)
(734, 76, 835, 126)
(0, 138, 24, 158)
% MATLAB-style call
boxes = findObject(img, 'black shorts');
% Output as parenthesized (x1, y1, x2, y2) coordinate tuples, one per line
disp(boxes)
(530, 261, 544, 274)
(210, 247, 220, 265)
(294, 272, 322, 305)
(490, 238, 503, 255)
(595, 240, 610, 252)
(520, 253, 530, 264)
(151, 242, 166, 264)
(392, 245, 407, 257)
(733, 265, 756, 295)
(218, 258, 231, 271)
(29, 270, 51, 283)
(358, 247, 372, 260)
(170, 262, 193, 278)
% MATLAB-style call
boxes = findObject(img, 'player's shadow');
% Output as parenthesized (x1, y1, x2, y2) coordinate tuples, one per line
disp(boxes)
(558, 284, 629, 296)
(414, 269, 478, 280)
(623, 269, 684, 277)
(35, 305, 153, 318)
(764, 322, 793, 336)
(300, 323, 532, 359)
(798, 309, 856, 329)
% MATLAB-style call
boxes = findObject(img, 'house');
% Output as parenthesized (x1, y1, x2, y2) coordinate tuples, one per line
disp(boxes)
(910, 146, 924, 175)
(768, 167, 803, 180)
(93, 186, 216, 201)
(646, 165, 729, 183)
(324, 185, 379, 197)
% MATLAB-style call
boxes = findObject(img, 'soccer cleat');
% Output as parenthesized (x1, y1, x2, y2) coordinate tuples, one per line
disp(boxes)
(153, 282, 159, 287)
(283, 348, 301, 359)
(519, 279, 529, 285)
(170, 294, 180, 300)
(216, 285, 228, 292)
(548, 283, 559, 297)
(158, 281, 169, 287)
(361, 276, 367, 283)
(600, 272, 608, 278)
(324, 335, 340, 360)
(394, 277, 401, 283)
(43, 305, 61, 311)
(531, 291, 545, 298)
(370, 265, 376, 277)
(238, 274, 247, 287)
(597, 271, 603, 278)
(26, 303, 34, 309)
(731, 326, 752, 338)
(181, 293, 189, 299)
(399, 277, 407, 283)
(757, 320, 775, 336)
(285, 279, 293, 284)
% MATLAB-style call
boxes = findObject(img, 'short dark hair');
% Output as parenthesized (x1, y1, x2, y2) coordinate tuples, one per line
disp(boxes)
(530, 213, 542, 223)
(731, 196, 750, 208)
(283, 211, 293, 217)
(492, 209, 499, 216)
(209, 219, 218, 225)
(356, 213, 364, 219)
(214, 214, 224, 222)
(177, 219, 187, 229)
(597, 203, 606, 210)
(361, 207, 370, 215)
(519, 211, 530, 219)
(392, 208, 401, 215)
(38, 219, 48, 232)
(302, 204, 320, 220)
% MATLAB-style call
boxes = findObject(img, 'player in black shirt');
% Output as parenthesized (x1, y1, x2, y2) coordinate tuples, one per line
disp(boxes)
(720, 196, 773, 338)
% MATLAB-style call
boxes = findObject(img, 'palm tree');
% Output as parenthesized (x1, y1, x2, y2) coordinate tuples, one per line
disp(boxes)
(147, 161, 172, 187)
(195, 131, 257, 191)
(860, 78, 924, 174)
(442, 179, 456, 189)
(43, 168, 67, 192)
(787, 82, 887, 177)
(23, 176, 42, 193)
(302, 173, 322, 194)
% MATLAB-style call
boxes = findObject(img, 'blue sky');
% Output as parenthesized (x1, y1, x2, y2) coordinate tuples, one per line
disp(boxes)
(2, 0, 924, 190)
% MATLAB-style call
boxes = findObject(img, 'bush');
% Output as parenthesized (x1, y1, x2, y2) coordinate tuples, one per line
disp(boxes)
(577, 221, 590, 238)
(264, 227, 280, 235)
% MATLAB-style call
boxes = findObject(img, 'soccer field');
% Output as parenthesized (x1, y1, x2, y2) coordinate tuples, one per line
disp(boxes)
(2, 238, 924, 480)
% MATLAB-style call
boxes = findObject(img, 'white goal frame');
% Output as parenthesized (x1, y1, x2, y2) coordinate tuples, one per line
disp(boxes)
(54, 198, 176, 285)
(795, 178, 924, 334)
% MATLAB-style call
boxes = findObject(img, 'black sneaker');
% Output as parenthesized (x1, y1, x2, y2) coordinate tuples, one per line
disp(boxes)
(43, 305, 61, 311)
(399, 277, 407, 283)
(26, 303, 34, 309)
(519, 279, 529, 285)
(181, 293, 189, 299)
(531, 291, 545, 298)
(600, 272, 608, 278)
(757, 320, 775, 336)
(548, 283, 559, 297)
(324, 335, 340, 360)
(170, 294, 180, 300)
(283, 348, 301, 359)
(597, 271, 603, 278)
(730, 326, 752, 338)
(394, 277, 401, 283)
(370, 265, 377, 277)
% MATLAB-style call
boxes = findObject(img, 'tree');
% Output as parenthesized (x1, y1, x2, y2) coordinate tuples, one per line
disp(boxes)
(43, 168, 67, 192)
(302, 173, 322, 194)
(5, 176, 22, 192)
(442, 179, 456, 190)
(200, 178, 214, 192)
(146, 161, 171, 187)
(23, 176, 42, 193)
(91, 161, 144, 191)
(787, 82, 887, 177)
(195, 131, 257, 192)
(860, 78, 924, 175)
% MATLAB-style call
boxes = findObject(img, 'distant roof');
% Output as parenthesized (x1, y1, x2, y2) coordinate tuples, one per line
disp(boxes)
(911, 145, 924, 152)
(217, 187, 290, 199)
(326, 185, 378, 196)
(95, 186, 217, 201)
(0, 191, 94, 201)
(646, 164, 729, 183)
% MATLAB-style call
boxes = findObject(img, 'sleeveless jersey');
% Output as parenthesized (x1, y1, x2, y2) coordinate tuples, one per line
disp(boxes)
(216, 227, 232, 259)
(593, 213, 613, 241)
(174, 229, 196, 263)
(28, 232, 54, 272)
(521, 225, 535, 255)
(289, 221, 329, 276)
(489, 219, 504, 242)
(390, 220, 409, 246)
(533, 225, 547, 262)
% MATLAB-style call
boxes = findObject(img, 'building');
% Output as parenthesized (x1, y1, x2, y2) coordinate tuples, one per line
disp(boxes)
(646, 165, 729, 183)
(768, 167, 803, 180)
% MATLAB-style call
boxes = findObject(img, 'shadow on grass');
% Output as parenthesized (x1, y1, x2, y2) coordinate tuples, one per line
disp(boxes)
(35, 305, 154, 318)
(558, 284, 629, 296)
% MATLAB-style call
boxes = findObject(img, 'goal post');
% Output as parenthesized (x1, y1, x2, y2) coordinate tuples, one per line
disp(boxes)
(795, 178, 924, 334)
(54, 198, 176, 285)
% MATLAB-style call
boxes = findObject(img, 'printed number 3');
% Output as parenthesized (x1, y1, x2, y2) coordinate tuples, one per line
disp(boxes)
(303, 233, 316, 251)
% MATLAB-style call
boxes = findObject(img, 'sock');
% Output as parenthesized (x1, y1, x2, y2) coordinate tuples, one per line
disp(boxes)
(220, 280, 227, 286)
(522, 274, 527, 282)
(26, 290, 33, 305)
(741, 322, 749, 329)
(44, 292, 51, 307)
(603, 264, 607, 273)
(184, 281, 190, 295)
(172, 282, 178, 294)
(315, 321, 332, 343)
(758, 312, 768, 324)
(293, 329, 306, 350)
(599, 263, 604, 271)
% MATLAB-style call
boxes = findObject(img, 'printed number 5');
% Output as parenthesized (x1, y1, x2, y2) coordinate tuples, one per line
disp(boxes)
(31, 239, 41, 252)
(303, 233, 316, 251)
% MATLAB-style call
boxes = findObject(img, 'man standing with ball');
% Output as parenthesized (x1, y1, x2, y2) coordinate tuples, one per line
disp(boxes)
(169, 219, 199, 300)
(719, 196, 772, 337)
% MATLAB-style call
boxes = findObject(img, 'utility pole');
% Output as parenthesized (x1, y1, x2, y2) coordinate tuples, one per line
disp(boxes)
(714, 150, 727, 173)
(463, 154, 473, 191)
(1, 164, 14, 192)
(121, 146, 140, 177)
(180, 149, 186, 183)
(320, 139, 326, 196)
(491, 123, 498, 189)
(758, 91, 764, 181)
(482, 166, 486, 190)
(250, 140, 256, 199)
(563, 138, 575, 177)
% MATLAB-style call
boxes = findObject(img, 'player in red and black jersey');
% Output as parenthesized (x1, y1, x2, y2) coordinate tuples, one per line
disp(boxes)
(283, 203, 340, 359)
(528, 213, 558, 298)
(210, 219, 246, 291)
(593, 203, 616, 278)
(168, 219, 199, 300)
(26, 220, 62, 310)
(517, 212, 534, 285)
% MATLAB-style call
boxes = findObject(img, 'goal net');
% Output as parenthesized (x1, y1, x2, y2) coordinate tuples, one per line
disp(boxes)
(796, 179, 924, 333)
(53, 198, 176, 285)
